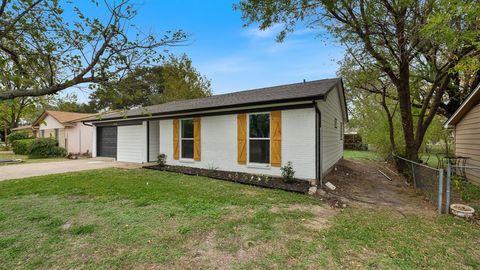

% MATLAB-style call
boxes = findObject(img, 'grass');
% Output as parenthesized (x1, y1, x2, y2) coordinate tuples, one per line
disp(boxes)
(344, 150, 379, 161)
(0, 168, 478, 269)
(419, 154, 445, 168)
(0, 152, 66, 165)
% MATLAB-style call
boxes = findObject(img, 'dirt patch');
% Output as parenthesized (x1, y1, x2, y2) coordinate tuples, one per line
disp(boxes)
(323, 159, 435, 216)
(270, 203, 337, 230)
(164, 232, 285, 269)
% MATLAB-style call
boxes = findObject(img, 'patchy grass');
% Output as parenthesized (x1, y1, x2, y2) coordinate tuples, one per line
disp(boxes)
(0, 152, 66, 165)
(0, 168, 478, 269)
(344, 150, 379, 161)
(457, 181, 480, 203)
(323, 208, 480, 269)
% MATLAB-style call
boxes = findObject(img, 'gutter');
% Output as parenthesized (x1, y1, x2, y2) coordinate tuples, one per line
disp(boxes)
(84, 95, 327, 124)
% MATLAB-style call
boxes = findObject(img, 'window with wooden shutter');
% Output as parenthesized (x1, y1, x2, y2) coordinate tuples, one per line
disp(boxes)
(180, 119, 194, 159)
(194, 117, 201, 161)
(249, 113, 270, 164)
(173, 119, 179, 160)
(270, 111, 281, 167)
(237, 114, 247, 164)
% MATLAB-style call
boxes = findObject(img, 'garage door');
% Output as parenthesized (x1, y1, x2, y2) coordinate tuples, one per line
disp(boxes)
(97, 126, 117, 158)
(117, 125, 145, 163)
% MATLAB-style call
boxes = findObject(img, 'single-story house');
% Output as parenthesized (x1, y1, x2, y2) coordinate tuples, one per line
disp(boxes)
(445, 83, 480, 184)
(10, 125, 38, 137)
(33, 110, 97, 155)
(85, 78, 348, 182)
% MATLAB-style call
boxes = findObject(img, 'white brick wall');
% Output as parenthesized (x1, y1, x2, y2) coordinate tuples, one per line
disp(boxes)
(159, 108, 316, 180)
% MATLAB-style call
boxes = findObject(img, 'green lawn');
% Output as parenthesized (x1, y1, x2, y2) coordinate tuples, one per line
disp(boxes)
(344, 150, 379, 161)
(0, 169, 479, 269)
(0, 152, 66, 165)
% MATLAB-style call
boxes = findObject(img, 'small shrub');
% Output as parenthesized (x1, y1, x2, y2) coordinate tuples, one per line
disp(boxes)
(7, 132, 32, 143)
(11, 139, 35, 155)
(206, 162, 219, 170)
(280, 161, 295, 182)
(158, 153, 167, 166)
(29, 138, 66, 158)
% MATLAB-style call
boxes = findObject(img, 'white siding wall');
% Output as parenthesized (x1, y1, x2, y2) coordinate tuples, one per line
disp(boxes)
(117, 123, 147, 163)
(318, 86, 345, 174)
(159, 108, 316, 180)
(39, 115, 64, 130)
(92, 125, 97, 157)
(148, 120, 160, 162)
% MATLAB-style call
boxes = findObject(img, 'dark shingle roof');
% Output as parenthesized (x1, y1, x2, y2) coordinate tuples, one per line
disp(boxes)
(89, 78, 341, 121)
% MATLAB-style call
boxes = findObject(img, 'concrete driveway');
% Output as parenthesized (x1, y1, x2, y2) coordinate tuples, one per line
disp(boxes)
(0, 158, 144, 181)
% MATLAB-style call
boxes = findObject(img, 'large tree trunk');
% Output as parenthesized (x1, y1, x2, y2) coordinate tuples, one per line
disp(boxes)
(380, 92, 397, 153)
(396, 65, 418, 160)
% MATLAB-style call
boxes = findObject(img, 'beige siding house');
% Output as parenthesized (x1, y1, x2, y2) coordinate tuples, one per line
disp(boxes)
(86, 78, 348, 184)
(33, 111, 97, 155)
(445, 84, 480, 184)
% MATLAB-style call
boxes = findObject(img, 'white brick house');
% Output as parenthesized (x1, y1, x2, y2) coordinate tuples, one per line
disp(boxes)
(85, 78, 348, 183)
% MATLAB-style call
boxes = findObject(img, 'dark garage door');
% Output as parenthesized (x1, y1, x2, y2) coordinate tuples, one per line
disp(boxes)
(97, 126, 117, 158)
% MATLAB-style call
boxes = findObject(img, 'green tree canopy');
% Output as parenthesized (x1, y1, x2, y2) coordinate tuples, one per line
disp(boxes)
(238, 0, 480, 160)
(89, 54, 212, 110)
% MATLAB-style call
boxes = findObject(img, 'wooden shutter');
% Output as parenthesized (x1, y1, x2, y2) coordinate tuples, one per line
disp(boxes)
(237, 114, 247, 164)
(194, 117, 201, 161)
(173, 119, 179, 160)
(270, 111, 282, 167)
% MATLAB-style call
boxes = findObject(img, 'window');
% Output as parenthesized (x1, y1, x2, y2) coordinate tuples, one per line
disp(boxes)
(248, 113, 270, 164)
(340, 122, 343, 140)
(40, 130, 45, 138)
(180, 119, 194, 159)
(54, 128, 59, 139)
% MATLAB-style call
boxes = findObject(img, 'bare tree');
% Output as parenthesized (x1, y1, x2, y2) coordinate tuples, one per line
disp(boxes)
(0, 0, 187, 100)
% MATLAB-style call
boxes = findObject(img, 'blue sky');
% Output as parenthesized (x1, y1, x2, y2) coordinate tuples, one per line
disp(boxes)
(67, 0, 345, 103)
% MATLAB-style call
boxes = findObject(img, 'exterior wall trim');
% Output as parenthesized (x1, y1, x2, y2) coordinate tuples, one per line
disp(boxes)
(89, 103, 315, 126)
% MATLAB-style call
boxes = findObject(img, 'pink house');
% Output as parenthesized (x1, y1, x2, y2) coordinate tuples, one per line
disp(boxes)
(33, 111, 97, 155)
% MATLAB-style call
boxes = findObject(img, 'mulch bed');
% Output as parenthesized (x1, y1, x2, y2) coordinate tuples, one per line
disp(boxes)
(143, 164, 312, 193)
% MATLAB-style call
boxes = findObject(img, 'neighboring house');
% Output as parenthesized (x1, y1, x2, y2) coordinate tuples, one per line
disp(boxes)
(10, 125, 38, 137)
(33, 111, 97, 154)
(85, 78, 348, 182)
(445, 83, 480, 184)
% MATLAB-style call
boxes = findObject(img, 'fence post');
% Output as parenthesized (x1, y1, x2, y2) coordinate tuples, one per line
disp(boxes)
(446, 164, 451, 214)
(438, 169, 444, 214)
(411, 163, 416, 188)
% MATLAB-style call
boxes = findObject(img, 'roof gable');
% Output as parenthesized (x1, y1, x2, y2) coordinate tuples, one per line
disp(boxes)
(445, 84, 480, 128)
(33, 111, 97, 127)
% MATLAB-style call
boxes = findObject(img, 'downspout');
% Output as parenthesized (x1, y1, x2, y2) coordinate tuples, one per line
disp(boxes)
(313, 101, 323, 188)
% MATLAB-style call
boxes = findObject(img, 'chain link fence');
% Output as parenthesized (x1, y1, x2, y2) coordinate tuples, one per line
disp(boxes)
(393, 154, 444, 214)
(446, 164, 480, 214)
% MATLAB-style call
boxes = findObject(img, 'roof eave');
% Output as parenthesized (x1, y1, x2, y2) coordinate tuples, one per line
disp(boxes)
(444, 83, 480, 128)
(85, 95, 326, 123)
